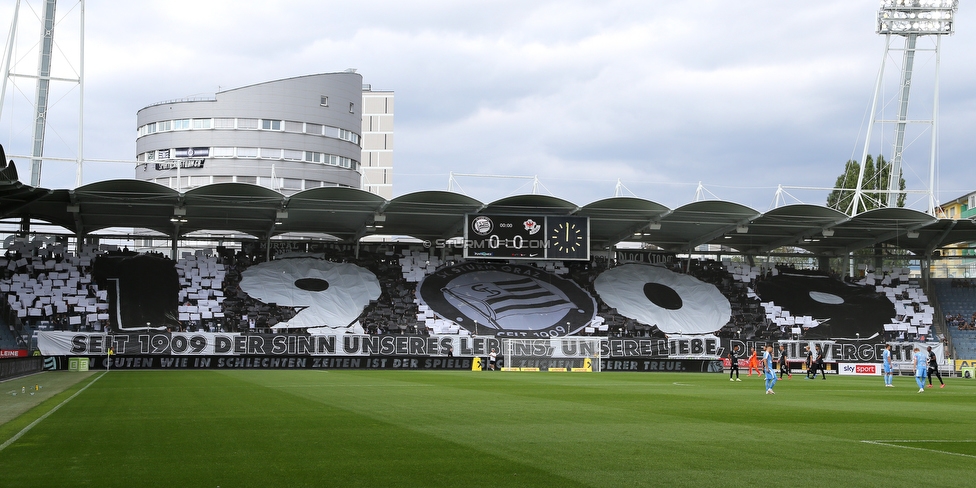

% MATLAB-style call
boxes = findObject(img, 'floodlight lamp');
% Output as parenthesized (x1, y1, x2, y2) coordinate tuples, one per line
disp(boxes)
(276, 210, 288, 219)
(648, 222, 662, 230)
(735, 225, 749, 234)
(878, 0, 958, 35)
(822, 229, 835, 237)
(907, 230, 920, 238)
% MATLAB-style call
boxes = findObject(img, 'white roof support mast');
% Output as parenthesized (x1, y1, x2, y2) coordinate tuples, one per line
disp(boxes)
(0, 0, 86, 188)
(850, 0, 957, 217)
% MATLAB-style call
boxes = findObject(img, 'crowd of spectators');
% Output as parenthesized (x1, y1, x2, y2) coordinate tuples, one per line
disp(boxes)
(0, 238, 112, 349)
(945, 313, 976, 330)
(0, 238, 815, 345)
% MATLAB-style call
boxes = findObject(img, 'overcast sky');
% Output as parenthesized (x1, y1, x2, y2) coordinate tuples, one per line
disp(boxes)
(1, 0, 974, 212)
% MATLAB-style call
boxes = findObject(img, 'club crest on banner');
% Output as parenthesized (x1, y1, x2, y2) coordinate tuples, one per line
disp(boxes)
(417, 263, 596, 337)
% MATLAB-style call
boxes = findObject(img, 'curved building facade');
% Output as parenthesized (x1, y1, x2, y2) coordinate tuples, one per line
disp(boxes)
(135, 72, 364, 195)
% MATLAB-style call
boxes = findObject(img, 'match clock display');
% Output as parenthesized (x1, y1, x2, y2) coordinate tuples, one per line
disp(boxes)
(546, 216, 589, 260)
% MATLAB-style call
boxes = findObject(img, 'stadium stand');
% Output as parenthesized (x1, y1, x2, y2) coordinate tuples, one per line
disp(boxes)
(932, 278, 976, 359)
(1, 235, 938, 351)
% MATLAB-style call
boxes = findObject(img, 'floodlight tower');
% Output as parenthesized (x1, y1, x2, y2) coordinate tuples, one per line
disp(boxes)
(0, 0, 85, 188)
(850, 0, 958, 217)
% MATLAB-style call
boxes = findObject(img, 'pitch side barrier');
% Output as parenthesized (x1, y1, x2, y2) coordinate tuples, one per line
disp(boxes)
(44, 355, 724, 373)
(0, 357, 44, 380)
(46, 355, 476, 371)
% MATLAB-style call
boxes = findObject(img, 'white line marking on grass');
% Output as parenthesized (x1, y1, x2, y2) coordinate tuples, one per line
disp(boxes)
(672, 382, 694, 386)
(0, 372, 105, 453)
(860, 440, 976, 459)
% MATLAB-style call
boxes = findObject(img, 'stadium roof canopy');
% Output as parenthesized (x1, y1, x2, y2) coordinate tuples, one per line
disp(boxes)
(1, 166, 974, 257)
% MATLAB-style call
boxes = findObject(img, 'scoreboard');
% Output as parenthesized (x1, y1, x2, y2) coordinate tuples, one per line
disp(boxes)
(463, 214, 589, 261)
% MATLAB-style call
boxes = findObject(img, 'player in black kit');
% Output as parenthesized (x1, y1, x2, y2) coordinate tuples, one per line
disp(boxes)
(728, 345, 742, 381)
(814, 344, 826, 379)
(804, 346, 814, 379)
(778, 344, 792, 379)
(926, 345, 945, 388)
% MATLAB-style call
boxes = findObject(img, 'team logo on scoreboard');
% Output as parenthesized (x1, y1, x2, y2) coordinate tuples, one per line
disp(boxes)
(471, 216, 493, 236)
(523, 219, 541, 235)
(418, 262, 596, 337)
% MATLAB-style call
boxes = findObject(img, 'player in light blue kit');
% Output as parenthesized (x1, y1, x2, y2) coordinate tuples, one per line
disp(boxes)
(912, 346, 927, 393)
(763, 345, 777, 395)
(882, 344, 893, 387)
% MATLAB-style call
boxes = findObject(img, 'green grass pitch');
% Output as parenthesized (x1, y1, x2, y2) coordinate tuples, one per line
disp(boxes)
(1, 369, 975, 487)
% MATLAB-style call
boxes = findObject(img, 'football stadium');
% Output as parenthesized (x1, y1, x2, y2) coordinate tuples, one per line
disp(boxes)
(3, 154, 976, 486)
(3, 1, 976, 486)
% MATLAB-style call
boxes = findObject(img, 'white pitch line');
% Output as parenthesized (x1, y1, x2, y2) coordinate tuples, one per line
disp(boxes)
(0, 372, 105, 453)
(860, 440, 976, 459)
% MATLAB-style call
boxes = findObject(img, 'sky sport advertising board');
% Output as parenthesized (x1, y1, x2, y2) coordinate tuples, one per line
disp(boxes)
(838, 363, 882, 375)
(463, 214, 589, 261)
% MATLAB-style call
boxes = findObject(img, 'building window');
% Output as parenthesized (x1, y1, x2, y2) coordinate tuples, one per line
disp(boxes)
(282, 178, 302, 190)
(237, 147, 258, 158)
(145, 122, 156, 135)
(261, 119, 282, 130)
(214, 118, 235, 129)
(157, 120, 171, 131)
(189, 175, 209, 187)
(238, 118, 258, 130)
(349, 102, 355, 113)
(173, 119, 191, 130)
(213, 147, 235, 158)
(259, 148, 282, 159)
(283, 149, 303, 161)
(192, 118, 212, 129)
(338, 129, 359, 144)
(284, 121, 303, 133)
(157, 149, 170, 159)
(213, 176, 234, 184)
(146, 151, 156, 161)
(306, 123, 322, 135)
(320, 96, 329, 107)
(237, 176, 257, 184)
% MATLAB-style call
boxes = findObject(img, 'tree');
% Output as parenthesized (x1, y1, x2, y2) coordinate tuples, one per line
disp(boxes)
(826, 154, 905, 213)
